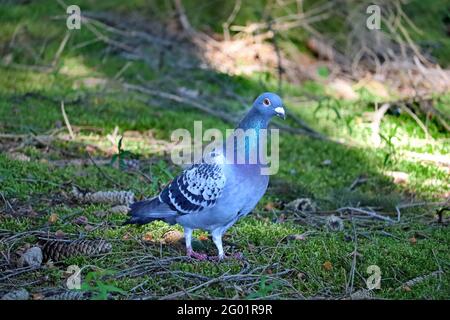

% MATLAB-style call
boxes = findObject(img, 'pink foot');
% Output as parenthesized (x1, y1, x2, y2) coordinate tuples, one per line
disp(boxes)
(231, 252, 244, 260)
(187, 249, 208, 261)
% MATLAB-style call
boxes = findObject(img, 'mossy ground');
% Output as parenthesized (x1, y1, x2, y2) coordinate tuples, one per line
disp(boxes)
(0, 1, 448, 299)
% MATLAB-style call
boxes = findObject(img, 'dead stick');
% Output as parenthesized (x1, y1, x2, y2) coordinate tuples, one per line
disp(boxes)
(60, 101, 75, 140)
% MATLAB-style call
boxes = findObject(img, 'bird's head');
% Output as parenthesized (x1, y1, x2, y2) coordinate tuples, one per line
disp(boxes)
(252, 92, 286, 120)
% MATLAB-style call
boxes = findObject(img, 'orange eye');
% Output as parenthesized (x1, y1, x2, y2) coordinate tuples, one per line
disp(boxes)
(263, 98, 271, 106)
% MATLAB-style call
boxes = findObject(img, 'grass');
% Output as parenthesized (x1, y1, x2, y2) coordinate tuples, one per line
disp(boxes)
(0, 0, 449, 300)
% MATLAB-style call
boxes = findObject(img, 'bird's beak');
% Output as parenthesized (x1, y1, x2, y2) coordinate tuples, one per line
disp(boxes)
(275, 106, 286, 120)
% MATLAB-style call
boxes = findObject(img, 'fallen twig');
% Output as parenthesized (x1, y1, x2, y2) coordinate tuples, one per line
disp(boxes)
(123, 83, 237, 123)
(0, 192, 15, 214)
(371, 103, 391, 147)
(397, 270, 444, 290)
(60, 101, 75, 140)
(338, 207, 396, 223)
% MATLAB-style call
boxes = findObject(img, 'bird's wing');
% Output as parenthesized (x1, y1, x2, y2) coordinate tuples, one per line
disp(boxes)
(159, 163, 226, 214)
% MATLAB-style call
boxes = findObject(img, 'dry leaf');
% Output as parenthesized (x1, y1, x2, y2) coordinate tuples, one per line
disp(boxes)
(403, 285, 412, 292)
(327, 79, 359, 100)
(409, 237, 417, 245)
(355, 78, 389, 99)
(142, 232, 153, 242)
(54, 230, 66, 238)
(323, 261, 333, 271)
(290, 234, 307, 241)
(31, 293, 44, 300)
(73, 216, 88, 225)
(440, 191, 450, 199)
(122, 233, 131, 240)
(48, 213, 58, 224)
(288, 231, 314, 241)
(85, 145, 97, 154)
(385, 171, 409, 185)
(163, 230, 183, 244)
(264, 202, 276, 211)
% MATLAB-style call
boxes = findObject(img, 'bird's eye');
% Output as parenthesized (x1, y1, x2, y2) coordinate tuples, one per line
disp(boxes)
(263, 98, 271, 106)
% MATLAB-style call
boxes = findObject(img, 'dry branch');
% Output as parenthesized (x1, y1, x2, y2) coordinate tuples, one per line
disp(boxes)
(397, 270, 444, 290)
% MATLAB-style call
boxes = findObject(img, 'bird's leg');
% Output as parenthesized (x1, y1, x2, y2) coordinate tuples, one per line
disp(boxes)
(211, 230, 225, 260)
(185, 228, 207, 261)
(209, 228, 244, 261)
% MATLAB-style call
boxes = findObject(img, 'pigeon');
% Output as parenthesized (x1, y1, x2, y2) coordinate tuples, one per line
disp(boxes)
(124, 92, 286, 260)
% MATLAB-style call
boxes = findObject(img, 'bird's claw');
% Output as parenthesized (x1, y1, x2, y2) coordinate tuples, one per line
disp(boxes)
(187, 249, 208, 261)
(231, 252, 244, 260)
(208, 252, 244, 262)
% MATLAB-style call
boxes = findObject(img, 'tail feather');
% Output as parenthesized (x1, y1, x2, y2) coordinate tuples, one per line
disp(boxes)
(123, 197, 177, 225)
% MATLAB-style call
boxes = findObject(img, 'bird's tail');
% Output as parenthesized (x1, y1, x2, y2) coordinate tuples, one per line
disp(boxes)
(123, 197, 177, 225)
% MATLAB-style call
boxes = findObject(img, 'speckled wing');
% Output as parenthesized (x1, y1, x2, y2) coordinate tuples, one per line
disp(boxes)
(159, 163, 226, 214)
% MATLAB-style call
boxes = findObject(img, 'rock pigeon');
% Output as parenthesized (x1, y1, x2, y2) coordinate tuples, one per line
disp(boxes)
(124, 92, 286, 260)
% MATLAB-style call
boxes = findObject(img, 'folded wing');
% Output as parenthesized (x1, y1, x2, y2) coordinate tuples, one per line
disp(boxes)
(159, 163, 226, 214)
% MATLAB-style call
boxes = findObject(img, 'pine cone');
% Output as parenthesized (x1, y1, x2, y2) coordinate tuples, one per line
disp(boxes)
(46, 291, 86, 300)
(1, 289, 29, 300)
(71, 186, 134, 205)
(286, 198, 318, 213)
(40, 239, 112, 262)
(326, 215, 344, 232)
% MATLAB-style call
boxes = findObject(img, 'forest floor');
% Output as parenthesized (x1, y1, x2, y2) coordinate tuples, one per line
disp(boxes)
(0, 1, 449, 300)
